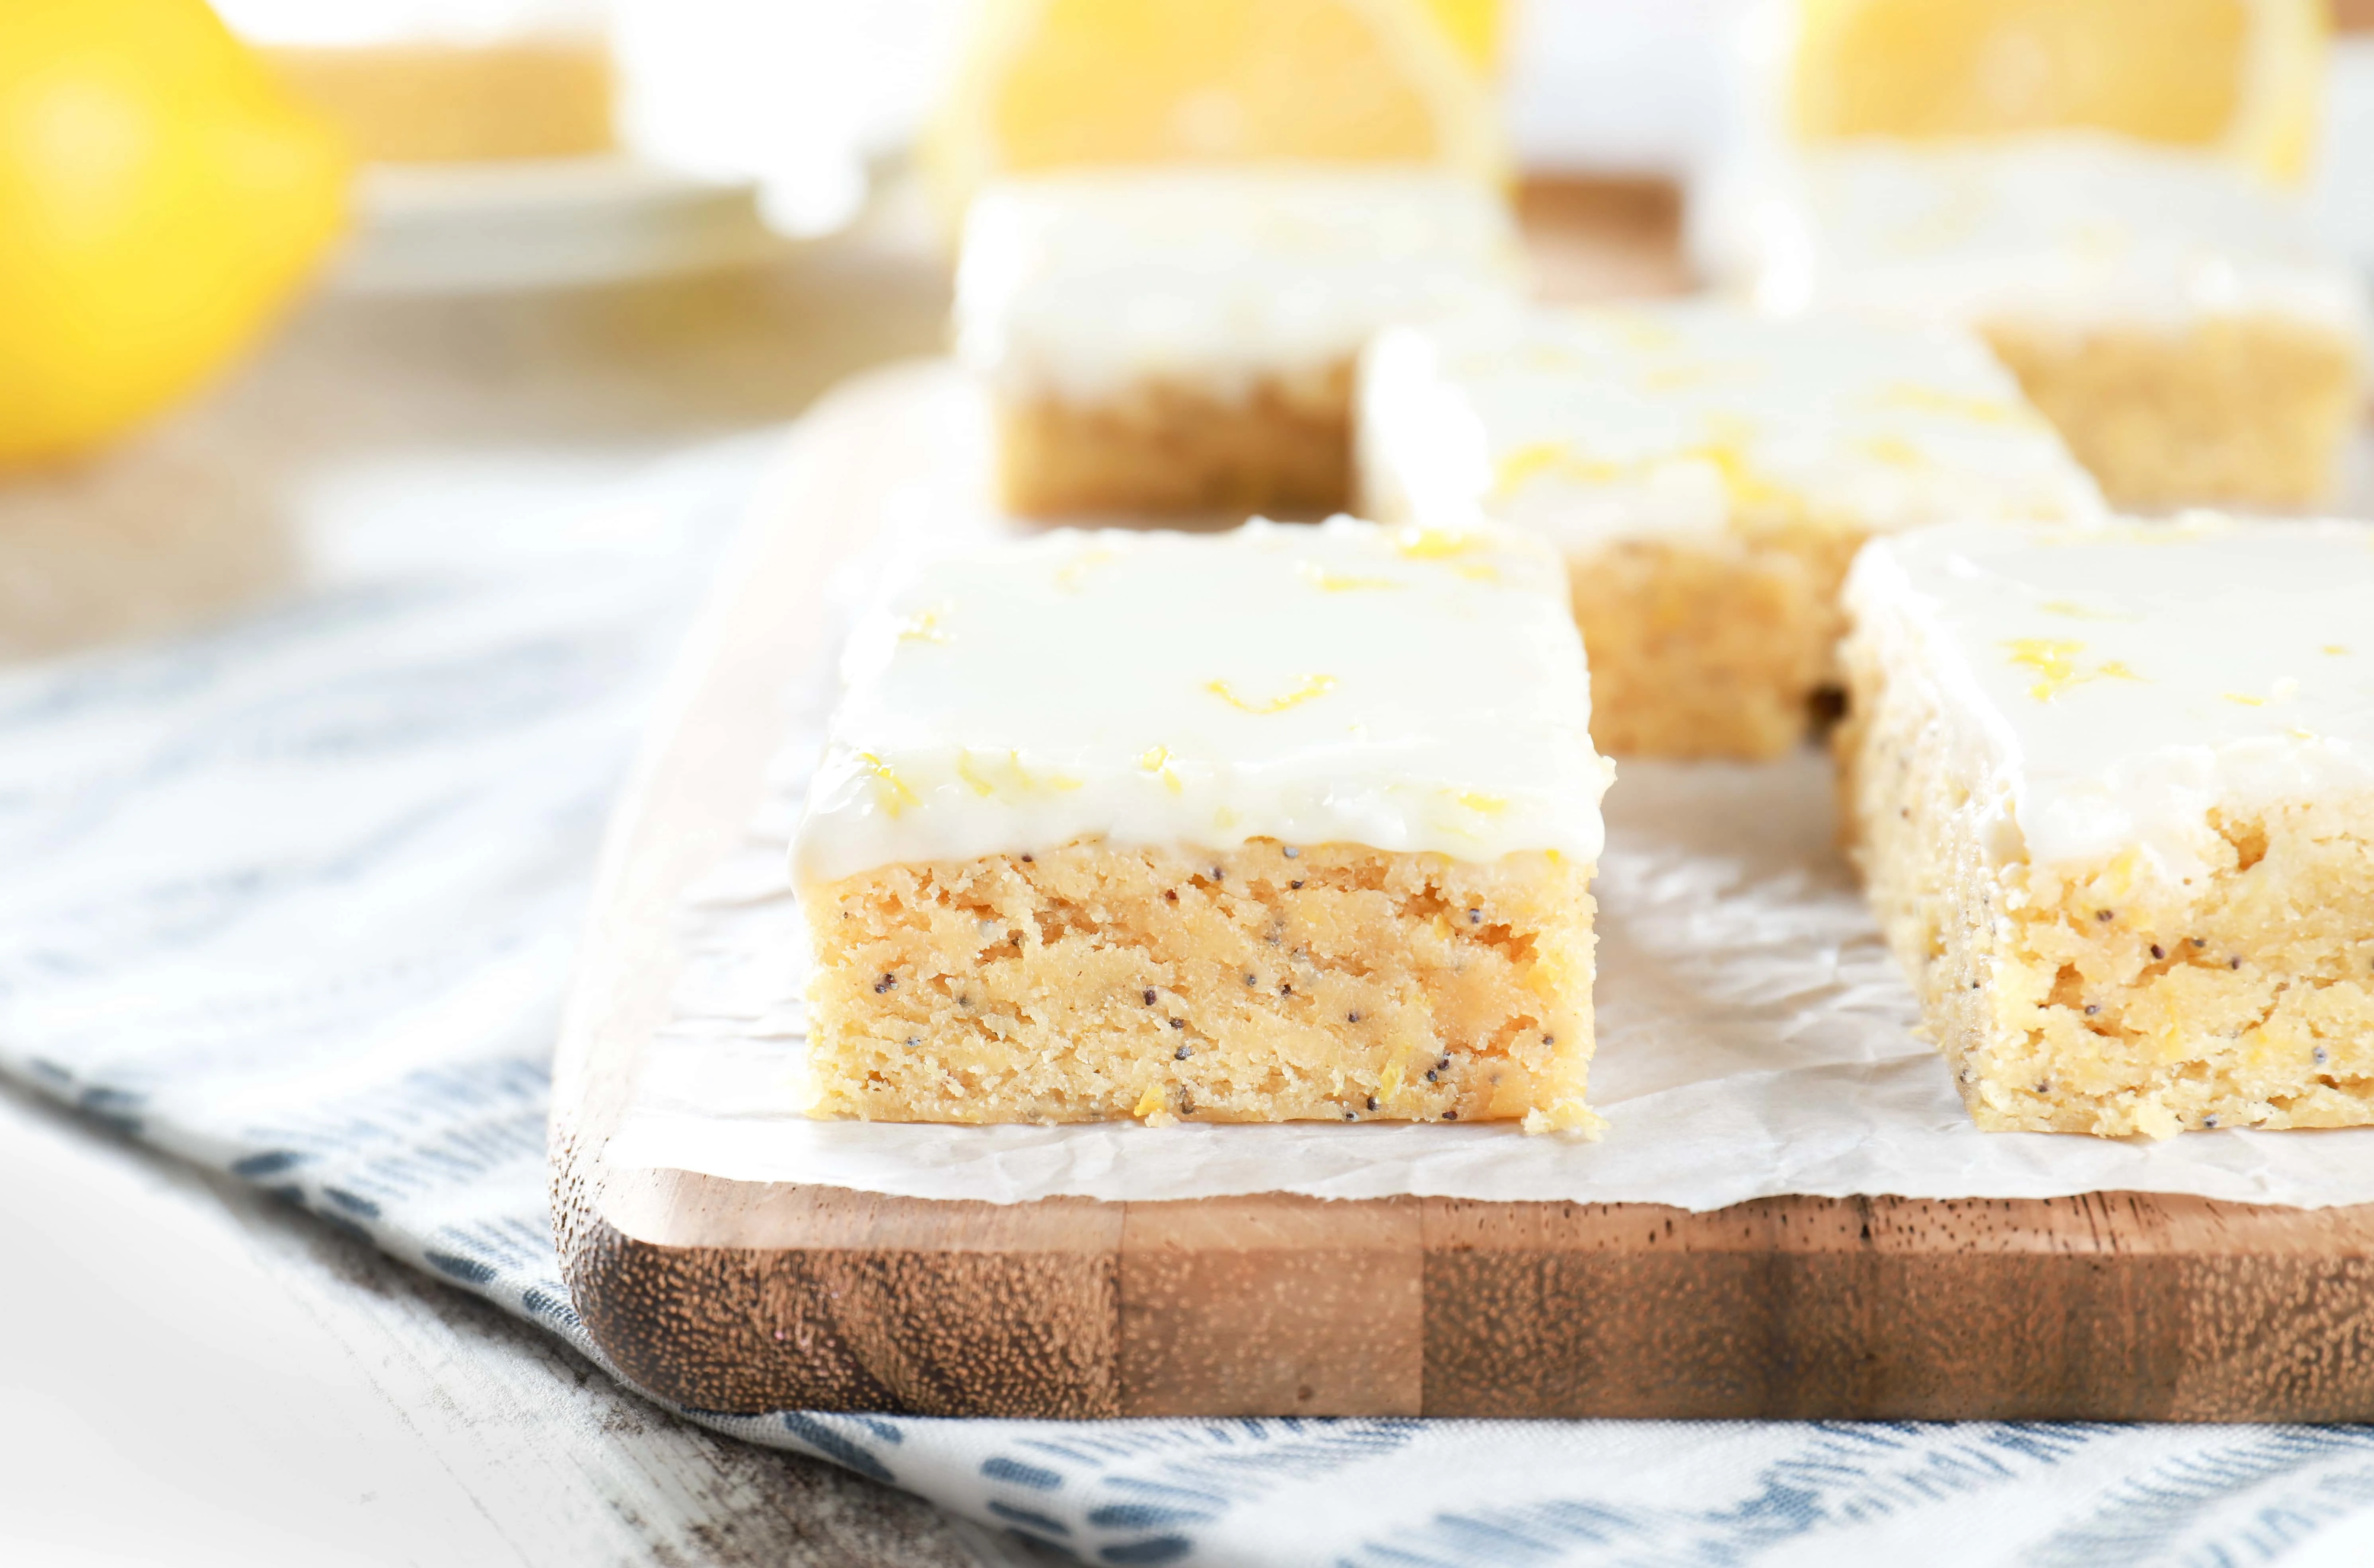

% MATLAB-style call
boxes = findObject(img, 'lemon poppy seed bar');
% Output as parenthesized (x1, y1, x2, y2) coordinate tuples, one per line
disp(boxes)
(1358, 301, 2102, 760)
(791, 517, 1611, 1129)
(957, 166, 1522, 519)
(1717, 137, 2367, 509)
(1838, 518, 2374, 1139)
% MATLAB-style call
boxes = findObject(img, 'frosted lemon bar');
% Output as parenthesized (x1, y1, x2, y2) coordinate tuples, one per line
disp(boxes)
(1838, 517, 2374, 1138)
(957, 166, 1522, 521)
(791, 517, 1611, 1128)
(1718, 136, 2368, 510)
(1359, 302, 2103, 759)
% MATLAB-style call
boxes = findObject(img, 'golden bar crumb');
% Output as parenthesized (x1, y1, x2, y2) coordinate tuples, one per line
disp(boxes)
(792, 517, 1610, 1128)
(1838, 517, 2374, 1138)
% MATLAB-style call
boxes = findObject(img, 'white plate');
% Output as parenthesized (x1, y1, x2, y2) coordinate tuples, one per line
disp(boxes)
(333, 155, 785, 295)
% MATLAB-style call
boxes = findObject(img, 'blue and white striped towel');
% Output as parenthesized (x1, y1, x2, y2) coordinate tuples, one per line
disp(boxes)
(5, 429, 2372, 1567)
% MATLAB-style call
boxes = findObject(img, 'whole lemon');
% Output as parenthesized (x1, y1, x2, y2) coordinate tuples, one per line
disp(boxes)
(0, 0, 349, 469)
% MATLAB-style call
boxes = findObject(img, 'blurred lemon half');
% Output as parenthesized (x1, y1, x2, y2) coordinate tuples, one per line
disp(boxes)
(0, 0, 350, 470)
(924, 0, 1507, 221)
(1789, 0, 2327, 184)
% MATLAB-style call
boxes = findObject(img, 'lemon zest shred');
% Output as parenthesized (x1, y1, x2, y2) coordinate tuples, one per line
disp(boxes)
(856, 751, 920, 816)
(1489, 442, 1626, 501)
(1882, 382, 2034, 425)
(1393, 526, 1482, 560)
(2003, 638, 2143, 701)
(955, 750, 997, 797)
(1207, 673, 1337, 714)
(897, 606, 952, 644)
(1138, 745, 1187, 795)
(1859, 435, 1929, 469)
(1298, 561, 1401, 592)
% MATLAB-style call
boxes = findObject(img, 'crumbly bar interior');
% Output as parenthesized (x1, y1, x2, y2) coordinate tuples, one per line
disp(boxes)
(1839, 633, 2374, 1139)
(803, 837, 1596, 1128)
(994, 361, 1352, 519)
(1570, 515, 1866, 761)
(1982, 316, 2360, 511)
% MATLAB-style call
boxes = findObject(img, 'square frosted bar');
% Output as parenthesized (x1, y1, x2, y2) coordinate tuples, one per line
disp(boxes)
(1838, 517, 2374, 1138)
(791, 517, 1611, 1129)
(1359, 301, 2102, 758)
(957, 166, 1521, 520)
(1715, 136, 2367, 510)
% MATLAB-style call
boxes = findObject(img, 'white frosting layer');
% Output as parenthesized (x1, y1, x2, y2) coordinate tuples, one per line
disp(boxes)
(1846, 517, 2374, 882)
(1734, 133, 2371, 341)
(1358, 301, 2105, 553)
(955, 166, 1524, 403)
(793, 516, 1611, 886)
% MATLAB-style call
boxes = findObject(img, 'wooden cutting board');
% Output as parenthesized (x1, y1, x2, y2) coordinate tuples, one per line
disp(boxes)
(550, 361, 2374, 1424)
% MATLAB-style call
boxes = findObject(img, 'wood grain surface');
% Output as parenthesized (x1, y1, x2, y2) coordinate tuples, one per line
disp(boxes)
(550, 364, 2374, 1427)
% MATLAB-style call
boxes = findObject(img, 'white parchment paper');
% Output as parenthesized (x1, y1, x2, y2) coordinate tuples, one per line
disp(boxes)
(606, 379, 2374, 1211)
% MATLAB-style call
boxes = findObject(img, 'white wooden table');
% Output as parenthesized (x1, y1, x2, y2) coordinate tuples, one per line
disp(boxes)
(0, 1080, 1011, 1566)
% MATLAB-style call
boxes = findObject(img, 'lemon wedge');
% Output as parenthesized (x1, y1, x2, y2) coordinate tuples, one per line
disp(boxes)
(1788, 0, 2326, 184)
(924, 0, 1505, 220)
